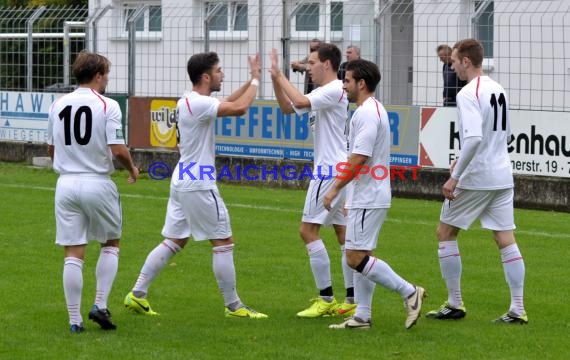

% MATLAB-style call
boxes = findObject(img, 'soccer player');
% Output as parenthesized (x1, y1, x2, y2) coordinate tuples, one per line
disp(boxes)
(270, 44, 356, 318)
(47, 51, 139, 333)
(325, 59, 426, 330)
(124, 52, 267, 319)
(426, 39, 528, 324)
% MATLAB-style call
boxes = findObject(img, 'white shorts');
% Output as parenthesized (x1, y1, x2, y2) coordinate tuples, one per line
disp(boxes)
(55, 175, 122, 246)
(302, 176, 347, 226)
(162, 188, 232, 241)
(345, 208, 388, 251)
(440, 188, 516, 231)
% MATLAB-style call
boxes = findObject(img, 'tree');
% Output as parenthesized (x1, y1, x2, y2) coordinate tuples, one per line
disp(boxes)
(0, 0, 88, 6)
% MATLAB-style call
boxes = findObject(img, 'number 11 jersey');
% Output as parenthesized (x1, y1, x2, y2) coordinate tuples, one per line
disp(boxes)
(455, 76, 514, 190)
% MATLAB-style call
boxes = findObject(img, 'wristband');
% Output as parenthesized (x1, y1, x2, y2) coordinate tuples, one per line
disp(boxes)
(250, 79, 260, 87)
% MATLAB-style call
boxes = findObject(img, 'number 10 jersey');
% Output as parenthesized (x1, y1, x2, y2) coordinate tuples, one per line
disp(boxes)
(48, 87, 125, 176)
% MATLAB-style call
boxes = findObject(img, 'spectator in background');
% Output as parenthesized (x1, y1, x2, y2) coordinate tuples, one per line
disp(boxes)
(337, 45, 361, 81)
(291, 38, 322, 94)
(437, 44, 467, 106)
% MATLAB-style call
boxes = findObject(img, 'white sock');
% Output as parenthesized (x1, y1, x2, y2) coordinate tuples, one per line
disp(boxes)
(353, 272, 375, 322)
(341, 245, 355, 291)
(212, 244, 241, 308)
(95, 246, 119, 309)
(133, 239, 181, 297)
(362, 256, 415, 298)
(306, 240, 332, 291)
(438, 240, 463, 308)
(500, 243, 525, 315)
(63, 257, 84, 325)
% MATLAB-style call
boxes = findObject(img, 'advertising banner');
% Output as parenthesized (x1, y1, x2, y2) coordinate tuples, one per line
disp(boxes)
(420, 107, 570, 178)
(129, 99, 421, 165)
(0, 91, 60, 143)
(150, 99, 178, 148)
(0, 91, 128, 144)
(214, 101, 420, 165)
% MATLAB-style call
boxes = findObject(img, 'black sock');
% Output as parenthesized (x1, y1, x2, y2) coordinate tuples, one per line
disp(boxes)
(355, 255, 370, 273)
(319, 286, 333, 297)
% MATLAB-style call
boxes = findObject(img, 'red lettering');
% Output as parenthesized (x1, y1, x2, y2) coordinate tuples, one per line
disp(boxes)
(390, 166, 406, 180)
(372, 165, 388, 180)
(407, 165, 421, 180)
(354, 165, 370, 180)
(335, 162, 351, 181)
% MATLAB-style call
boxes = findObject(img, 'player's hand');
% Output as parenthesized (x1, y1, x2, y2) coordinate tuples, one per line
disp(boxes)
(128, 167, 139, 184)
(323, 188, 338, 211)
(442, 177, 457, 200)
(269, 49, 281, 78)
(248, 53, 261, 80)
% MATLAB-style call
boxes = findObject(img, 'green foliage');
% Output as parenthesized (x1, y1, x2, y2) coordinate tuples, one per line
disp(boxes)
(1, 0, 88, 6)
(0, 4, 87, 91)
(0, 162, 569, 360)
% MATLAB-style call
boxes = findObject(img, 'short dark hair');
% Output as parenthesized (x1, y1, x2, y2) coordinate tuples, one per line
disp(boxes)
(346, 59, 381, 92)
(72, 51, 110, 84)
(314, 43, 341, 72)
(187, 52, 220, 85)
(437, 44, 452, 54)
(309, 38, 321, 51)
(453, 39, 484, 67)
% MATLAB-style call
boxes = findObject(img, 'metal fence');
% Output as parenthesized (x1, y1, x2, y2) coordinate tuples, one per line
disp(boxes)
(1, 0, 569, 111)
(0, 6, 87, 92)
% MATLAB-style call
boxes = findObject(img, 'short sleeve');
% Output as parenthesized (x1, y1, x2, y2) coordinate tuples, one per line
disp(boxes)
(105, 100, 125, 145)
(457, 91, 483, 138)
(195, 96, 221, 123)
(351, 115, 376, 157)
(306, 82, 344, 112)
(47, 103, 56, 145)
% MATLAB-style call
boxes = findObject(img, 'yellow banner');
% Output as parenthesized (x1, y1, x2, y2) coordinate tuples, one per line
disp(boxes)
(150, 99, 177, 148)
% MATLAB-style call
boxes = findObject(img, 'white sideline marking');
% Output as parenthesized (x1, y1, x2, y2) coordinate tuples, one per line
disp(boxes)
(1, 183, 568, 239)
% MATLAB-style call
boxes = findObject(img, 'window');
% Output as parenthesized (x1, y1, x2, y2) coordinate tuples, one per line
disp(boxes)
(295, 3, 319, 31)
(474, 0, 493, 58)
(206, 2, 248, 34)
(292, 1, 344, 39)
(122, 4, 162, 35)
(330, 2, 343, 32)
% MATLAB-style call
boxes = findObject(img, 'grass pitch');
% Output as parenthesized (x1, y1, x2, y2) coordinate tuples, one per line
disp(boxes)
(0, 162, 568, 360)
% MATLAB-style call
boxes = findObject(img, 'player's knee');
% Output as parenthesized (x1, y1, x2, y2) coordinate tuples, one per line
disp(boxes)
(436, 223, 457, 241)
(345, 251, 365, 269)
(103, 239, 120, 247)
(299, 224, 318, 242)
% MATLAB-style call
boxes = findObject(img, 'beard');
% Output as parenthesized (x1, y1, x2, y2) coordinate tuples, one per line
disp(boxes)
(210, 83, 221, 92)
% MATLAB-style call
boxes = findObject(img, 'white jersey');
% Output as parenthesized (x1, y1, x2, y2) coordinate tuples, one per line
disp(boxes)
(456, 76, 513, 189)
(293, 79, 348, 174)
(346, 97, 391, 209)
(171, 91, 220, 191)
(47, 87, 124, 176)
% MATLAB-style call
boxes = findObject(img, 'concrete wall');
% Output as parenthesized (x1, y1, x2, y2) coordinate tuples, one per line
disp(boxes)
(2, 142, 568, 212)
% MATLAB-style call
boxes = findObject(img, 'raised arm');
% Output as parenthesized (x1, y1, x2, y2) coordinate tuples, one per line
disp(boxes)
(218, 53, 261, 117)
(269, 48, 311, 111)
(269, 48, 294, 114)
